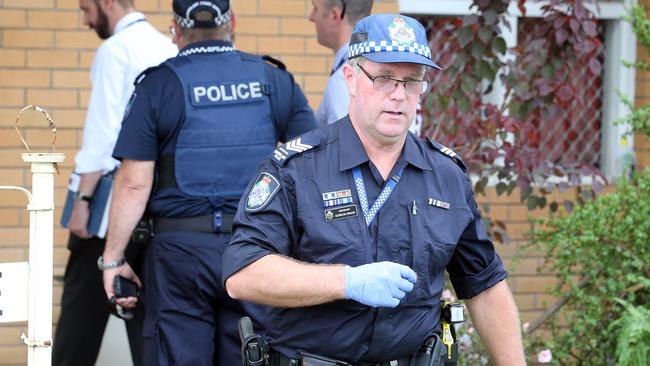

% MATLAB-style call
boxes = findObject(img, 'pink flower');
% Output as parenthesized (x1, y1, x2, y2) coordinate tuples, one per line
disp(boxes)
(538, 349, 552, 363)
(441, 289, 456, 301)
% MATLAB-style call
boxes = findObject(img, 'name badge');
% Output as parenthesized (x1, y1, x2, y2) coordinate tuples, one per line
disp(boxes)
(324, 204, 358, 222)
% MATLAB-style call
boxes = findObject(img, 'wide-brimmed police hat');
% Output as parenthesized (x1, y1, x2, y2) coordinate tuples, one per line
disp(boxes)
(348, 14, 441, 70)
(173, 0, 231, 28)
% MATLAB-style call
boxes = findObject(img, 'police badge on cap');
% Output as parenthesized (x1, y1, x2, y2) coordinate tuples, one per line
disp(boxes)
(173, 0, 231, 28)
(348, 13, 441, 70)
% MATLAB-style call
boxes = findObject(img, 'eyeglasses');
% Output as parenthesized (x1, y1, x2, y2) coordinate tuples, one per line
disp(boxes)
(340, 0, 346, 19)
(356, 63, 429, 95)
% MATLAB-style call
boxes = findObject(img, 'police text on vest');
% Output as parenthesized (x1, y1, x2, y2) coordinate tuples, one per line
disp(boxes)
(192, 81, 263, 106)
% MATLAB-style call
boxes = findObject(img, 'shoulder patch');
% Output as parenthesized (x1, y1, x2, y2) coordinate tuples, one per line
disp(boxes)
(426, 138, 467, 172)
(272, 133, 321, 166)
(245, 172, 281, 213)
(262, 55, 286, 71)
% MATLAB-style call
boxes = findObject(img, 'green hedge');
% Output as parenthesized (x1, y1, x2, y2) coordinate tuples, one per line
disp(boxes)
(529, 168, 650, 365)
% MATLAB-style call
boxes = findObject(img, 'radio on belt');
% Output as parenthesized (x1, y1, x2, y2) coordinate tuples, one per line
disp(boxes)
(442, 302, 465, 324)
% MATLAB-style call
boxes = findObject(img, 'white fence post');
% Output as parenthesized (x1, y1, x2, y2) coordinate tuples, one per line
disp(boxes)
(22, 153, 65, 366)
(0, 105, 65, 365)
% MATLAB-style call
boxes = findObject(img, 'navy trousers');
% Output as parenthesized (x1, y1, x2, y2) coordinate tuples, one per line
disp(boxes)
(142, 231, 266, 366)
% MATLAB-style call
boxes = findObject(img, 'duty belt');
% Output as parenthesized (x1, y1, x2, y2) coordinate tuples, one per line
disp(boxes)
(153, 211, 234, 234)
(239, 314, 447, 366)
(269, 350, 410, 366)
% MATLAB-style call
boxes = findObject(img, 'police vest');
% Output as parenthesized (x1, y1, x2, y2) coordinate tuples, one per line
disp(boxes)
(162, 51, 276, 199)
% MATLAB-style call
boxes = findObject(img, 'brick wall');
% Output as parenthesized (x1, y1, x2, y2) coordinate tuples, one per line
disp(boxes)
(0, 0, 398, 364)
(0, 0, 647, 364)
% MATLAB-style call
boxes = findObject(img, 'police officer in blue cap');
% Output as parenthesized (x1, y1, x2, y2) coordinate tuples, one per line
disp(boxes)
(224, 14, 526, 366)
(100, 0, 317, 364)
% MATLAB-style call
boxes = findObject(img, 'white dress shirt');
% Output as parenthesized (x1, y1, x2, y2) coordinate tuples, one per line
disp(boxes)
(316, 45, 350, 126)
(74, 12, 178, 174)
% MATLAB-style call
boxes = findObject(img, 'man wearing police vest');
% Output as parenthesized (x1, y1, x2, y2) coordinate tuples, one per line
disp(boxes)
(99, 1, 318, 364)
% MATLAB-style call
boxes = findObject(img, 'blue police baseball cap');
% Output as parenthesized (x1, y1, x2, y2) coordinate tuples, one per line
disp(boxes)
(173, 0, 231, 28)
(348, 14, 441, 70)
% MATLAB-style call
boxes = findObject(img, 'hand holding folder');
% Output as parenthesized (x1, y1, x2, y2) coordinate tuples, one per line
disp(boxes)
(60, 172, 114, 239)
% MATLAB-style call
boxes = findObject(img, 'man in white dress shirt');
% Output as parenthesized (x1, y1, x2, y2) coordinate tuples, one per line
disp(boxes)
(309, 0, 373, 125)
(53, 1, 177, 365)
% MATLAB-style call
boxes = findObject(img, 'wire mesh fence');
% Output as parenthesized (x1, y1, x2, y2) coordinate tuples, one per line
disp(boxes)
(417, 15, 604, 168)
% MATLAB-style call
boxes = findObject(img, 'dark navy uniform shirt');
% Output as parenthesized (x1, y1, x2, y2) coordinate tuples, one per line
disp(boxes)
(113, 40, 318, 217)
(223, 116, 507, 362)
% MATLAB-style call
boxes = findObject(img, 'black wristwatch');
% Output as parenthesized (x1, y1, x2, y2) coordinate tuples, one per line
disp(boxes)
(73, 190, 93, 202)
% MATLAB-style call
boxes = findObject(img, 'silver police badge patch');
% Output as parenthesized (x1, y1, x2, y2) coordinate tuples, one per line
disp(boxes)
(245, 172, 280, 213)
(388, 16, 416, 46)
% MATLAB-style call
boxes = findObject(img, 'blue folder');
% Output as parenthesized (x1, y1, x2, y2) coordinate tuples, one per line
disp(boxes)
(60, 173, 113, 238)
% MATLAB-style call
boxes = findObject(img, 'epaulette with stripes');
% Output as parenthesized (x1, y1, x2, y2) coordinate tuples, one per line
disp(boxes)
(426, 137, 467, 172)
(271, 133, 321, 166)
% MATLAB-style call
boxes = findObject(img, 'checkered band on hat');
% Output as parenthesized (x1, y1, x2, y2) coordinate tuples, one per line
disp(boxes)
(347, 40, 432, 60)
(178, 45, 235, 57)
(174, 9, 231, 28)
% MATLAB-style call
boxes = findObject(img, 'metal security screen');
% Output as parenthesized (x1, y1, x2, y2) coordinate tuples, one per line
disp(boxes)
(518, 17, 604, 167)
(419, 15, 605, 168)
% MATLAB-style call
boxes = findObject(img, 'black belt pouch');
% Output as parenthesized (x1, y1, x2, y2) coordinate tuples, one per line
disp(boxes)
(300, 352, 351, 366)
(409, 334, 444, 366)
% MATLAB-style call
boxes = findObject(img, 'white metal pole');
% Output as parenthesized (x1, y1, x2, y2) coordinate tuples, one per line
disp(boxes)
(601, 12, 637, 180)
(22, 152, 65, 366)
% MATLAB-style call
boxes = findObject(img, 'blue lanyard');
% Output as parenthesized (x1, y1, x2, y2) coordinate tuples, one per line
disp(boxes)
(330, 57, 346, 76)
(352, 165, 404, 226)
(123, 18, 146, 30)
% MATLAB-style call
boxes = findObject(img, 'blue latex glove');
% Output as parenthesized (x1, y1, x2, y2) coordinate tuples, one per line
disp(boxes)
(344, 261, 417, 308)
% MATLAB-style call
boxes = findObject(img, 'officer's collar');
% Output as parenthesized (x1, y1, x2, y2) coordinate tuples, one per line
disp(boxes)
(403, 133, 432, 171)
(338, 116, 369, 171)
(338, 116, 430, 172)
(178, 40, 235, 57)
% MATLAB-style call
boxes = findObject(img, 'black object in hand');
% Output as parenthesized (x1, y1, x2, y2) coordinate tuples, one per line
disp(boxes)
(114, 275, 139, 298)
